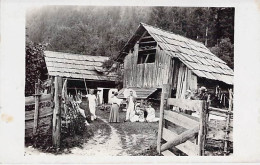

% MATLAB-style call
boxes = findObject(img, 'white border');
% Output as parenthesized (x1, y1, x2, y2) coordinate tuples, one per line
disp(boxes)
(1, 0, 260, 163)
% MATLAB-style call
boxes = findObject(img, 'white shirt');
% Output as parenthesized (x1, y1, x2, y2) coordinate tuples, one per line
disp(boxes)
(86, 94, 97, 105)
(111, 96, 122, 106)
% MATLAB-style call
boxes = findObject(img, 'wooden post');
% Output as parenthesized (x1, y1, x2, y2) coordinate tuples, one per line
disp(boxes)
(50, 76, 55, 96)
(157, 84, 167, 154)
(224, 89, 233, 156)
(33, 79, 40, 135)
(52, 76, 62, 148)
(198, 101, 207, 156)
(164, 84, 170, 129)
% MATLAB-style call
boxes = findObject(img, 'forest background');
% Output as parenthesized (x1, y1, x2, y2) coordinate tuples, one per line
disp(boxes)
(25, 6, 234, 95)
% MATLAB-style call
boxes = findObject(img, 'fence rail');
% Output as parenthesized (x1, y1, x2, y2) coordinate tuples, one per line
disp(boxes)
(25, 80, 53, 138)
(25, 94, 52, 106)
(157, 84, 233, 156)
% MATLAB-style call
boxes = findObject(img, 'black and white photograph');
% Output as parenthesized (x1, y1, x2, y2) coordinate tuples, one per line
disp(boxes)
(24, 6, 234, 156)
(1, 0, 260, 163)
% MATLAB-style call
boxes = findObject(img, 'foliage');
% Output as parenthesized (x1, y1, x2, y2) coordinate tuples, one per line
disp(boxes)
(102, 58, 115, 70)
(25, 39, 48, 96)
(210, 38, 234, 69)
(26, 6, 234, 69)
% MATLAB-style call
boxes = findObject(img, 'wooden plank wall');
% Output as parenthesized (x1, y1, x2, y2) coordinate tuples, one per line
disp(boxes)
(123, 43, 172, 88)
(25, 100, 53, 137)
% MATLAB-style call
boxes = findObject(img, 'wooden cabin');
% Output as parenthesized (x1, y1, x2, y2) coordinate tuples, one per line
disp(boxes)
(116, 23, 233, 103)
(44, 51, 118, 104)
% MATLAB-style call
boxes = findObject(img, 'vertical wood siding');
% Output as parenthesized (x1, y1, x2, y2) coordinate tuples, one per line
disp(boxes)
(123, 44, 173, 88)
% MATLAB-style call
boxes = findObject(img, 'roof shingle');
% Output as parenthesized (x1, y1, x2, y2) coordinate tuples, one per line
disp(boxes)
(44, 51, 117, 81)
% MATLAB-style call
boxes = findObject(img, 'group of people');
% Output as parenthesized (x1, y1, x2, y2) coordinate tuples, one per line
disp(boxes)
(108, 90, 159, 123)
(72, 88, 159, 124)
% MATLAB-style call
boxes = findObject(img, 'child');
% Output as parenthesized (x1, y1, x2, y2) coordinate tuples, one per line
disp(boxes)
(146, 103, 159, 122)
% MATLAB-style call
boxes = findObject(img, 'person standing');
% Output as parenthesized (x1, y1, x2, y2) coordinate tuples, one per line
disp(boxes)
(86, 89, 97, 121)
(109, 92, 122, 123)
(125, 90, 136, 122)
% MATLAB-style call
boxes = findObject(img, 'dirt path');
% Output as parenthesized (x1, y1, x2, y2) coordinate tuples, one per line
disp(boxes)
(25, 116, 128, 156)
(68, 117, 127, 156)
(25, 110, 159, 156)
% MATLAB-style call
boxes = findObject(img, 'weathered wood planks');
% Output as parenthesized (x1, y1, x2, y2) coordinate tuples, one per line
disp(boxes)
(162, 127, 198, 156)
(157, 84, 167, 154)
(164, 110, 199, 129)
(167, 98, 204, 113)
(161, 125, 199, 152)
(52, 76, 62, 148)
(25, 107, 53, 121)
(25, 94, 52, 106)
(123, 43, 173, 88)
(161, 150, 177, 156)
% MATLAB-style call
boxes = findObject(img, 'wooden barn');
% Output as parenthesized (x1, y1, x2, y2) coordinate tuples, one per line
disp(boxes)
(44, 51, 118, 104)
(116, 23, 233, 102)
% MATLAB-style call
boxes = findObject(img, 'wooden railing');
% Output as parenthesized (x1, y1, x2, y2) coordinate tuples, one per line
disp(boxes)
(157, 84, 233, 156)
(157, 84, 207, 156)
(25, 80, 53, 137)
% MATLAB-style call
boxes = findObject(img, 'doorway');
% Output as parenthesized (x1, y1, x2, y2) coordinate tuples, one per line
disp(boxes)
(103, 89, 110, 104)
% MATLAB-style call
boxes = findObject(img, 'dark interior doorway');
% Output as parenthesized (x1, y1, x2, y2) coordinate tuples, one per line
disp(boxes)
(103, 89, 109, 104)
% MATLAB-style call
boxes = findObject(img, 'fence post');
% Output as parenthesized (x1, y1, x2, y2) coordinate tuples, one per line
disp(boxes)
(157, 84, 167, 154)
(33, 79, 40, 136)
(224, 89, 233, 156)
(52, 76, 62, 148)
(198, 101, 207, 156)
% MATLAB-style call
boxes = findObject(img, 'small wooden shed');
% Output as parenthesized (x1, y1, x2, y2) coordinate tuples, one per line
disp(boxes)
(116, 23, 233, 99)
(44, 51, 118, 103)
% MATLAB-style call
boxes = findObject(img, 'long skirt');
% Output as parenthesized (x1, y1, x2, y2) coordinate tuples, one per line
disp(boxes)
(109, 104, 119, 123)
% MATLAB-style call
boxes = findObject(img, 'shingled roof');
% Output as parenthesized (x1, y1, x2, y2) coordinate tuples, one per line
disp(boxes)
(44, 51, 117, 81)
(118, 23, 233, 85)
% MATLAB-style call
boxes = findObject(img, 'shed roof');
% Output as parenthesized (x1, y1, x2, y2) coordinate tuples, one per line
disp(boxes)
(117, 87, 157, 99)
(117, 23, 233, 85)
(44, 51, 117, 81)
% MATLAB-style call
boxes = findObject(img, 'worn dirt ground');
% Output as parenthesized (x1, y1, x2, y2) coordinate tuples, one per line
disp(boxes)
(25, 107, 232, 156)
(25, 108, 159, 156)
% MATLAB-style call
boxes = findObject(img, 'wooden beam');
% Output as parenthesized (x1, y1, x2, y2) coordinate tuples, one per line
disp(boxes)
(157, 84, 167, 154)
(161, 150, 177, 156)
(161, 125, 199, 152)
(140, 36, 154, 40)
(224, 89, 233, 156)
(144, 54, 150, 63)
(209, 106, 233, 115)
(164, 110, 199, 129)
(33, 80, 40, 136)
(138, 48, 156, 52)
(198, 102, 207, 156)
(25, 107, 53, 121)
(25, 94, 52, 106)
(138, 31, 148, 42)
(139, 41, 157, 45)
(162, 128, 198, 156)
(167, 98, 204, 113)
(52, 76, 62, 148)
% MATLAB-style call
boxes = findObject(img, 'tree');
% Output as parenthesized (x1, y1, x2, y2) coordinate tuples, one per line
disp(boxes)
(25, 39, 48, 96)
(210, 38, 234, 69)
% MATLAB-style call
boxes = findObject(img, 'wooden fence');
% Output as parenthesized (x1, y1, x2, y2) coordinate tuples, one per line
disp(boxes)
(25, 80, 53, 137)
(25, 77, 63, 148)
(157, 84, 233, 156)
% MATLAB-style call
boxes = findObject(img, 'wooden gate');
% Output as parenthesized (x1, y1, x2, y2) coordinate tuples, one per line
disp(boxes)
(157, 84, 207, 156)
